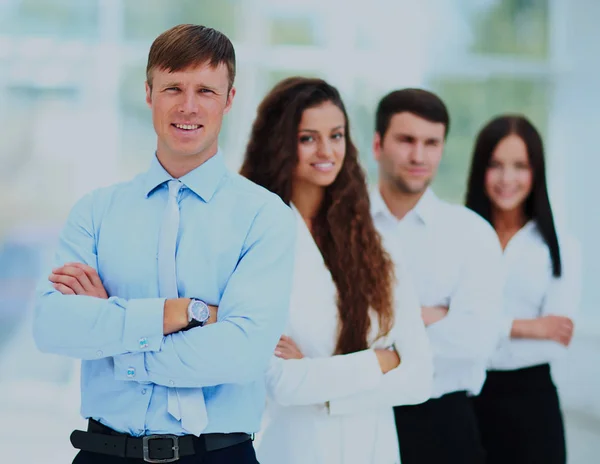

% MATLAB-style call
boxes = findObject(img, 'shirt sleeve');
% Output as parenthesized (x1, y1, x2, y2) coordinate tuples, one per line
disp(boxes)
(33, 192, 165, 360)
(263, 349, 384, 407)
(113, 198, 297, 387)
(426, 217, 506, 362)
(327, 258, 433, 415)
(508, 236, 582, 364)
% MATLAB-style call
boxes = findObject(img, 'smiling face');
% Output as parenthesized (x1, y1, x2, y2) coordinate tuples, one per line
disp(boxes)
(485, 133, 533, 213)
(293, 101, 347, 190)
(145, 61, 235, 164)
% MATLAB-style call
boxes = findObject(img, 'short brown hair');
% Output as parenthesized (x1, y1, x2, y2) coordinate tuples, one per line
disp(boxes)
(146, 24, 236, 90)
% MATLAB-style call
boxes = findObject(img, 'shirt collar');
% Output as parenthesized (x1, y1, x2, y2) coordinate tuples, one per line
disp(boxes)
(412, 188, 438, 225)
(143, 150, 227, 202)
(371, 186, 439, 226)
(370, 186, 393, 219)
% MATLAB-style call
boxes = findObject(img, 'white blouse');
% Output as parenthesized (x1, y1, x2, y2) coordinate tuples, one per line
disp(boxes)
(488, 220, 582, 371)
(255, 206, 433, 464)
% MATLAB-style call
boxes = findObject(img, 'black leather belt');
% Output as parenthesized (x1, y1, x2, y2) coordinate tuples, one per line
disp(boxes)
(70, 419, 251, 463)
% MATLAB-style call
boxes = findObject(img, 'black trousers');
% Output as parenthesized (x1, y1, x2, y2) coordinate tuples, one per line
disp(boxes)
(72, 440, 259, 464)
(472, 364, 566, 464)
(394, 390, 486, 464)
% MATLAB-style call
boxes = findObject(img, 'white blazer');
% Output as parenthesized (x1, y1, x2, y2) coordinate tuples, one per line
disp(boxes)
(256, 206, 433, 464)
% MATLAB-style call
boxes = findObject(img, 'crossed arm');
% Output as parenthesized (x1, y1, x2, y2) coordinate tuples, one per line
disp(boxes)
(33, 193, 297, 388)
(422, 233, 580, 365)
(265, 265, 433, 413)
(507, 238, 581, 361)
(49, 262, 217, 334)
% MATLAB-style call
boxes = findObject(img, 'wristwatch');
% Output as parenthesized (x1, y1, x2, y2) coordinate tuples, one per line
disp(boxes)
(187, 298, 210, 327)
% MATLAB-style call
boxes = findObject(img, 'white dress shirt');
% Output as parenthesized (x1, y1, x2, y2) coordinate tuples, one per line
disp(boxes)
(256, 205, 433, 464)
(488, 220, 582, 371)
(371, 188, 505, 399)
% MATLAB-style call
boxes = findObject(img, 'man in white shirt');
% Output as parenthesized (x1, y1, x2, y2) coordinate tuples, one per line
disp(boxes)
(370, 88, 505, 464)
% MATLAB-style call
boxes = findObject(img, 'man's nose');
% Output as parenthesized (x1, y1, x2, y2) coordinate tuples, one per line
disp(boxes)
(178, 90, 199, 114)
(410, 143, 425, 163)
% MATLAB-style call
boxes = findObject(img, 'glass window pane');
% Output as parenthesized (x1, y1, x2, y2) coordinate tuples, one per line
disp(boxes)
(1, 0, 99, 38)
(268, 16, 319, 46)
(343, 80, 381, 185)
(118, 64, 154, 176)
(469, 0, 549, 58)
(123, 0, 238, 41)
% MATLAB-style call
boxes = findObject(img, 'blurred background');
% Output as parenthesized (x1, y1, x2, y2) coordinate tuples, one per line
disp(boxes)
(0, 0, 598, 462)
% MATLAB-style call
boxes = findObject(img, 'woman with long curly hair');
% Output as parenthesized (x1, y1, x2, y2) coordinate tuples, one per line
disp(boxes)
(240, 77, 432, 464)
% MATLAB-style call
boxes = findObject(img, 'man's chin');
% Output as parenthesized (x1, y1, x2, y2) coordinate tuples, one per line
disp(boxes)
(394, 179, 430, 195)
(170, 145, 215, 158)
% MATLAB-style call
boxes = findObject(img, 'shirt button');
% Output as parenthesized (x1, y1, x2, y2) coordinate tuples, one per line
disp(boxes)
(141, 389, 147, 395)
(96, 350, 103, 357)
(138, 338, 149, 349)
(126, 367, 136, 378)
(169, 380, 175, 386)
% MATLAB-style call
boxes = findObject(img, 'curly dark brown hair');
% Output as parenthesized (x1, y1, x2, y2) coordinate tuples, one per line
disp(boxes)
(240, 77, 396, 355)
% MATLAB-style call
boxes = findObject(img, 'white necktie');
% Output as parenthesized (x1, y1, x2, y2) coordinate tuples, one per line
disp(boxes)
(158, 179, 208, 435)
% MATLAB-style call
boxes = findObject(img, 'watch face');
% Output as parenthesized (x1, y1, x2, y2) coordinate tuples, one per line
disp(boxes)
(191, 300, 210, 322)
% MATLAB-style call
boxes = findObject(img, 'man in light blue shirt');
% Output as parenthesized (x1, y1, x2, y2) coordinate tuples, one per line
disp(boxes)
(33, 24, 295, 464)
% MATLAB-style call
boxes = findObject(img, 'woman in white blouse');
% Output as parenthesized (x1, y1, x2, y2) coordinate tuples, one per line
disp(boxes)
(240, 77, 433, 464)
(465, 115, 581, 464)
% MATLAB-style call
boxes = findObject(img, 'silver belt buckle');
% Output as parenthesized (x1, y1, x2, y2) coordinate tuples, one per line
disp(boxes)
(142, 435, 180, 463)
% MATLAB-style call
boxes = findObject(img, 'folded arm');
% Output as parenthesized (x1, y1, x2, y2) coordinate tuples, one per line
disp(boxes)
(114, 199, 297, 388)
(265, 348, 385, 407)
(327, 260, 433, 415)
(266, 257, 432, 411)
(33, 193, 166, 359)
(509, 237, 582, 362)
(427, 223, 505, 362)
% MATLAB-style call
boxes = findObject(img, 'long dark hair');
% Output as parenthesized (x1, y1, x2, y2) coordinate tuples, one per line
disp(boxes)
(465, 114, 561, 276)
(240, 77, 395, 354)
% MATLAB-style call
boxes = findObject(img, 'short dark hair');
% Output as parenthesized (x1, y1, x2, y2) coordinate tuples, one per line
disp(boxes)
(465, 115, 562, 277)
(375, 88, 450, 139)
(146, 24, 236, 90)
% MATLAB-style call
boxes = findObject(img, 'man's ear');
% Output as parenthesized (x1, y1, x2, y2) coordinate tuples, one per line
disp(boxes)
(223, 86, 236, 114)
(145, 81, 152, 108)
(373, 132, 383, 162)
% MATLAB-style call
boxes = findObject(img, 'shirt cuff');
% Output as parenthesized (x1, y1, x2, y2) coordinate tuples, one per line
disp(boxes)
(122, 297, 165, 352)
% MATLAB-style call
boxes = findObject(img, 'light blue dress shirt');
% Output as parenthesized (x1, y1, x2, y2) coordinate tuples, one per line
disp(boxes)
(33, 151, 296, 437)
